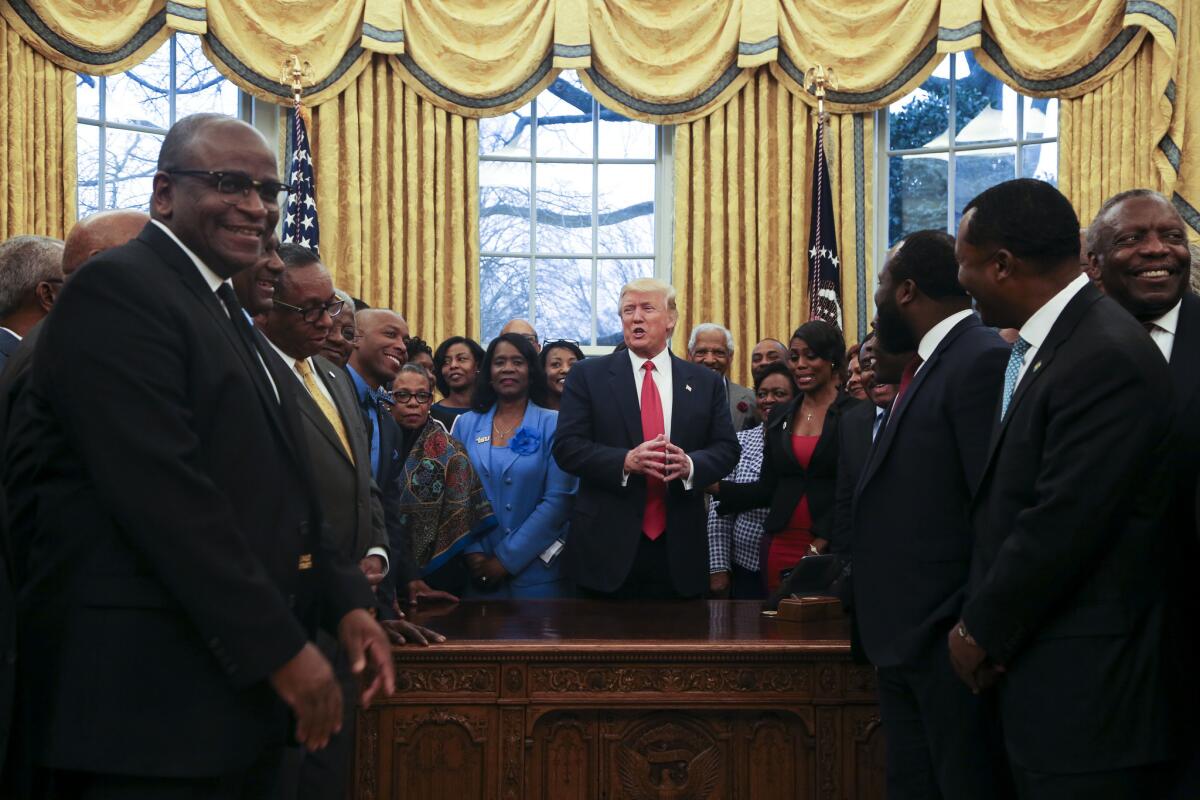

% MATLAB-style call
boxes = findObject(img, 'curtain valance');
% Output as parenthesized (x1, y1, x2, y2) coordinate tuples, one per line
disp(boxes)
(0, 1, 1180, 121)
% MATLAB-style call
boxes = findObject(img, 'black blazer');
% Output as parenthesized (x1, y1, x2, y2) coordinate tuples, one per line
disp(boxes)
(849, 315, 1008, 668)
(831, 400, 878, 554)
(553, 350, 739, 597)
(14, 223, 373, 777)
(717, 391, 862, 543)
(963, 283, 1174, 774)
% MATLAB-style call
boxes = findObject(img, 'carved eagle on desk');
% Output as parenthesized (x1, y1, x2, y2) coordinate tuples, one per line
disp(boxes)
(615, 743, 722, 800)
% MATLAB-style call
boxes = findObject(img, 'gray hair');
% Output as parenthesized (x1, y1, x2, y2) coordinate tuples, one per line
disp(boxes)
(688, 322, 735, 355)
(0, 235, 64, 318)
(1085, 188, 1175, 255)
(396, 362, 434, 390)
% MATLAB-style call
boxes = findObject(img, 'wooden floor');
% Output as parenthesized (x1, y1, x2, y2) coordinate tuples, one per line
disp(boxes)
(354, 600, 885, 799)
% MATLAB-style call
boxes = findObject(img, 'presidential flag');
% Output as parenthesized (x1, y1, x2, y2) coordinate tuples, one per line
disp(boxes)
(807, 119, 843, 327)
(281, 108, 319, 255)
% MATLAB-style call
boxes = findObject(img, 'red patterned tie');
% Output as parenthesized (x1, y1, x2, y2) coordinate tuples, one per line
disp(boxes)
(640, 361, 667, 540)
(890, 354, 923, 411)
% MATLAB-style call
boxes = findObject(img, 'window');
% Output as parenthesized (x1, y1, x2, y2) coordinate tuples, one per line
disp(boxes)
(881, 53, 1058, 247)
(478, 72, 669, 348)
(76, 34, 246, 217)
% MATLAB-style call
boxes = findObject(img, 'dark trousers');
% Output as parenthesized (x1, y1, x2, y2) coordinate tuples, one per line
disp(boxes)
(730, 565, 765, 600)
(34, 748, 285, 800)
(285, 634, 356, 800)
(1011, 761, 1173, 800)
(579, 534, 694, 600)
(876, 636, 1012, 800)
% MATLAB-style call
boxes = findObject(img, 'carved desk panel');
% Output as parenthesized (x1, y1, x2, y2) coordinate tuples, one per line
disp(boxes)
(355, 600, 884, 800)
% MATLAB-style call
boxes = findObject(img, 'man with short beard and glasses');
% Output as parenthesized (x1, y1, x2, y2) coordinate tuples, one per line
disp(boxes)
(1087, 189, 1200, 796)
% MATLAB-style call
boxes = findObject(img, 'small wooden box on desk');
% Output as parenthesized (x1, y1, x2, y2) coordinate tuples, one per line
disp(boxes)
(355, 600, 883, 799)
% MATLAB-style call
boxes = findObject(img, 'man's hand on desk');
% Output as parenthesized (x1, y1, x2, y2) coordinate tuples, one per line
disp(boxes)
(382, 607, 447, 647)
(269, 643, 342, 751)
(406, 578, 459, 606)
(338, 608, 395, 708)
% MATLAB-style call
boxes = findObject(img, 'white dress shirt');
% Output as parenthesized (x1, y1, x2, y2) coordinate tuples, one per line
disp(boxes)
(1013, 272, 1090, 385)
(914, 308, 975, 373)
(151, 220, 278, 399)
(1146, 299, 1180, 362)
(623, 347, 694, 487)
(261, 337, 389, 574)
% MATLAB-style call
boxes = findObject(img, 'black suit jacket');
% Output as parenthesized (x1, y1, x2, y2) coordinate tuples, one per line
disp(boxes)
(0, 485, 13, 779)
(717, 392, 862, 547)
(849, 315, 1008, 668)
(14, 223, 373, 777)
(831, 400, 877, 554)
(553, 350, 739, 596)
(963, 283, 1174, 773)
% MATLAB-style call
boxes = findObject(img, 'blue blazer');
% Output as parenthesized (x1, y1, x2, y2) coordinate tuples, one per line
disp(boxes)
(453, 403, 577, 596)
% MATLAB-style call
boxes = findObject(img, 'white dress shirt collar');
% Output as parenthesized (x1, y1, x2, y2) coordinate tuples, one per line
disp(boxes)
(0, 327, 21, 342)
(150, 219, 226, 294)
(1146, 298, 1181, 362)
(628, 346, 672, 377)
(916, 308, 974, 369)
(1018, 272, 1090, 350)
(1150, 299, 1182, 336)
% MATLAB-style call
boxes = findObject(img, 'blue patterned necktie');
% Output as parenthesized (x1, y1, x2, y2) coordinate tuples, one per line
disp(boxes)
(1001, 337, 1031, 419)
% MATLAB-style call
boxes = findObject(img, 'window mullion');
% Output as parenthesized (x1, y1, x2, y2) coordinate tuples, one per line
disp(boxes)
(591, 94, 600, 347)
(98, 76, 107, 211)
(946, 57, 956, 235)
(529, 99, 538, 328)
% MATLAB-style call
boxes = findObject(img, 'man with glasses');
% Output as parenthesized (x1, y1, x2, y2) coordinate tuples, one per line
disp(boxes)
(320, 288, 359, 368)
(501, 317, 541, 352)
(0, 235, 63, 375)
(12, 113, 392, 798)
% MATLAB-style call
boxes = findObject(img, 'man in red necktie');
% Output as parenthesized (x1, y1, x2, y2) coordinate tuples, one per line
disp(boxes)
(554, 277, 740, 599)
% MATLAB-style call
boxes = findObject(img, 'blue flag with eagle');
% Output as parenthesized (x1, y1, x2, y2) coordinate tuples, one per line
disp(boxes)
(281, 108, 319, 255)
(807, 119, 842, 327)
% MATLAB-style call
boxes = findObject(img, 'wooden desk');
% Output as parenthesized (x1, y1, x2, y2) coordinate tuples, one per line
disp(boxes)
(355, 600, 884, 799)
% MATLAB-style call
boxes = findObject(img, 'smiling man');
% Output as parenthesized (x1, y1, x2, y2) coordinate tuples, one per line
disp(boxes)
(688, 323, 756, 432)
(1087, 189, 1200, 794)
(553, 277, 739, 599)
(231, 231, 283, 317)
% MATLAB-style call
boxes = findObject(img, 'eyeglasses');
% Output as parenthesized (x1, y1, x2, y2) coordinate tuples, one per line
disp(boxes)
(272, 297, 345, 324)
(542, 338, 580, 348)
(335, 325, 358, 342)
(166, 170, 294, 207)
(392, 390, 433, 405)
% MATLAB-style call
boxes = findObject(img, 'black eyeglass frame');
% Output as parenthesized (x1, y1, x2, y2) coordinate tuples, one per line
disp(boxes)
(166, 169, 295, 206)
(272, 297, 345, 324)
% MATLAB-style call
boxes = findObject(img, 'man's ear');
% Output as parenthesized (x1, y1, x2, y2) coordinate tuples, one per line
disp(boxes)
(895, 277, 917, 307)
(34, 281, 58, 312)
(150, 171, 174, 219)
(1084, 253, 1104, 287)
(993, 248, 1015, 281)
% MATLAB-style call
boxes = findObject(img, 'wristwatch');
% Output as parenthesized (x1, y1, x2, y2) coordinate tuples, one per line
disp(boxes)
(956, 623, 977, 646)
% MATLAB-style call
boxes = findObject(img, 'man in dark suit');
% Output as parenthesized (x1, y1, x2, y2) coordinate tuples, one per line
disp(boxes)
(12, 114, 393, 798)
(0, 236, 63, 375)
(1086, 189, 1200, 796)
(952, 179, 1175, 798)
(688, 322, 757, 431)
(849, 231, 1011, 799)
(554, 277, 739, 599)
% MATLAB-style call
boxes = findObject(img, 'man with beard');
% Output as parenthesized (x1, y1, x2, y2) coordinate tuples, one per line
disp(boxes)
(953, 179, 1174, 797)
(1086, 189, 1200, 796)
(848, 230, 1011, 799)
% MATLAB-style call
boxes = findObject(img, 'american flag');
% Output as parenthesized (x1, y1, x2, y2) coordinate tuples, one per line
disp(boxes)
(807, 119, 843, 327)
(281, 108, 319, 254)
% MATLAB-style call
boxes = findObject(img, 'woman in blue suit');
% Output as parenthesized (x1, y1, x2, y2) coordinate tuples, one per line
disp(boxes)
(452, 333, 578, 598)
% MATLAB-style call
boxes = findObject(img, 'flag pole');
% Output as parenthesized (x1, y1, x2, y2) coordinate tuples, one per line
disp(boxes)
(279, 55, 320, 254)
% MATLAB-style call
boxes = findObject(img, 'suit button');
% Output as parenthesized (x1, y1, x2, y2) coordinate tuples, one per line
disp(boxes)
(505, 478, 512, 485)
(505, 503, 512, 511)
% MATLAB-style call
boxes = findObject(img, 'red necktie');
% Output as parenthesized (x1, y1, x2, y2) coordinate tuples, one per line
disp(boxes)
(890, 354, 923, 411)
(640, 361, 667, 540)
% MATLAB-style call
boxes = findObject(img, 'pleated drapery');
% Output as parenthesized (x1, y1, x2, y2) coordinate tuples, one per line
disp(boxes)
(0, 12, 74, 239)
(308, 60, 479, 344)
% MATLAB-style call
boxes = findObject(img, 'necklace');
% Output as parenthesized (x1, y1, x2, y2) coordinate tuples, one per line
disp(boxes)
(492, 420, 518, 439)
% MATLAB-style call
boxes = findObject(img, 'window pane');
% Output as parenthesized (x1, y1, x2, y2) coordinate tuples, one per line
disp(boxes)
(1021, 140, 1058, 184)
(480, 256, 531, 342)
(888, 57, 949, 151)
(596, 259, 654, 346)
(535, 162, 593, 254)
(480, 161, 531, 253)
(480, 103, 531, 157)
(174, 35, 238, 120)
(77, 74, 100, 120)
(598, 109, 655, 159)
(534, 259, 593, 344)
(954, 147, 1016, 226)
(77, 124, 101, 218)
(888, 154, 947, 244)
(597, 164, 654, 255)
(104, 129, 162, 210)
(106, 39, 172, 130)
(536, 74, 593, 159)
(1023, 97, 1057, 140)
(954, 59, 1016, 144)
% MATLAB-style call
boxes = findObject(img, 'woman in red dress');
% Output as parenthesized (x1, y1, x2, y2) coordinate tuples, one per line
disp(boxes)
(709, 320, 863, 594)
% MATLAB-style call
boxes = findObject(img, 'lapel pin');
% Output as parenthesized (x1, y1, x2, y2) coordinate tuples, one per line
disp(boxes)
(685, 384, 693, 392)
(1032, 361, 1042, 372)
(475, 434, 490, 444)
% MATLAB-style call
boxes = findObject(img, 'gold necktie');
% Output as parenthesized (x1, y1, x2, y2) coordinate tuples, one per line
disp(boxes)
(295, 359, 355, 463)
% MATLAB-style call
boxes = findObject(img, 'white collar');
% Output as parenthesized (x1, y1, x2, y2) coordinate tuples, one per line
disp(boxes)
(1149, 298, 1182, 335)
(628, 346, 672, 375)
(150, 219, 226, 294)
(1018, 272, 1090, 349)
(916, 308, 974, 363)
(0, 327, 21, 341)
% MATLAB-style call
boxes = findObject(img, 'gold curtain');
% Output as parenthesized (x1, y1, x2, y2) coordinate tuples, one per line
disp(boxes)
(308, 56, 480, 341)
(0, 13, 75, 238)
(672, 69, 874, 385)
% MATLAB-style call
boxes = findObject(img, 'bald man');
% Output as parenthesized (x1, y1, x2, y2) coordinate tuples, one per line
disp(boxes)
(501, 318, 540, 352)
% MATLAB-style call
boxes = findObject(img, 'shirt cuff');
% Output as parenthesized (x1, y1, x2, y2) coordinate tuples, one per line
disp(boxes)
(621, 469, 630, 487)
(366, 546, 389, 577)
(681, 455, 695, 490)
